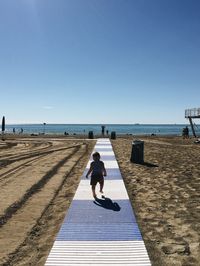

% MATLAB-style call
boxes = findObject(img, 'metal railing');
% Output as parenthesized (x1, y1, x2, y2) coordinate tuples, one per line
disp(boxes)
(185, 108, 200, 118)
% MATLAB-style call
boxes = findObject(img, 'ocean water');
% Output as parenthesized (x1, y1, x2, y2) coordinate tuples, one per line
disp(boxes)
(4, 124, 200, 136)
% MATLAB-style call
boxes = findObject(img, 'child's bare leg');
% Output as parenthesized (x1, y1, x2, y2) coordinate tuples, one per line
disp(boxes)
(99, 180, 104, 193)
(92, 185, 97, 198)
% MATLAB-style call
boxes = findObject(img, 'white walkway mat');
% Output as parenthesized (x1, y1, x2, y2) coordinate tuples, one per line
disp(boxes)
(45, 138, 151, 265)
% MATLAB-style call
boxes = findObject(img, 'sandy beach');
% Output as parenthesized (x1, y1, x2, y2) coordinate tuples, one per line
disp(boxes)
(0, 135, 200, 265)
(112, 136, 200, 266)
(0, 136, 95, 266)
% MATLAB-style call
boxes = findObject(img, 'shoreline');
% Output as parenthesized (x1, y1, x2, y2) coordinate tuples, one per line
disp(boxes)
(0, 132, 196, 138)
(2, 123, 195, 137)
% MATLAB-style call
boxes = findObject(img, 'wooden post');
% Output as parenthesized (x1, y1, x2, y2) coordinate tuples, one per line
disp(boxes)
(189, 117, 196, 138)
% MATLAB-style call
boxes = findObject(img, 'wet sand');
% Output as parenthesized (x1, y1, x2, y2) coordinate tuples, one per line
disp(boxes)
(0, 135, 200, 265)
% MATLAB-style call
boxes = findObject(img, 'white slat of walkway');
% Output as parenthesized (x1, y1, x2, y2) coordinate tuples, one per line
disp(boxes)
(45, 138, 151, 265)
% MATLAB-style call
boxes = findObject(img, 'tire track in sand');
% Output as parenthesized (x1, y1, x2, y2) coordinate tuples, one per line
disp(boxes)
(0, 144, 88, 265)
(0, 146, 80, 227)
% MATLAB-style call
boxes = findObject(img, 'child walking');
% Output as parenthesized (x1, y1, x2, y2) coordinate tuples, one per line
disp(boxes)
(86, 152, 107, 198)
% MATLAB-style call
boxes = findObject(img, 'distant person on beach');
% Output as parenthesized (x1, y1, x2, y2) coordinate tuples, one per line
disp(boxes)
(182, 126, 189, 139)
(185, 126, 189, 138)
(86, 152, 107, 199)
(101, 125, 105, 136)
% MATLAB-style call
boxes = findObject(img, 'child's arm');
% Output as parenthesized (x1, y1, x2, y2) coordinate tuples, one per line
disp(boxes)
(86, 163, 93, 178)
(102, 162, 107, 176)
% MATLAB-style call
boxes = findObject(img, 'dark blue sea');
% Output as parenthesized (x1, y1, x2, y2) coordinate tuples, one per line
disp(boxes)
(4, 124, 200, 136)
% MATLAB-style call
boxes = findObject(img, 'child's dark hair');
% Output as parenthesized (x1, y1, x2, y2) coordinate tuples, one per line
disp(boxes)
(93, 152, 100, 159)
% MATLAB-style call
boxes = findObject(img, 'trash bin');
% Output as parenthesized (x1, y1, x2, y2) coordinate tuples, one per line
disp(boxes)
(111, 131, 116, 139)
(88, 131, 94, 139)
(130, 140, 144, 163)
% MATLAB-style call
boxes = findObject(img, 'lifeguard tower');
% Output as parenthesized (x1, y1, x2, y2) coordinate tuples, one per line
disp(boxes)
(185, 108, 200, 137)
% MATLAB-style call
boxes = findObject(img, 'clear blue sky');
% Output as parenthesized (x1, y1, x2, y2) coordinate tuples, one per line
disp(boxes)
(0, 0, 200, 124)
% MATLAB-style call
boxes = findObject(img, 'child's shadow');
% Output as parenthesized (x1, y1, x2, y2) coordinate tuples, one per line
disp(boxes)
(94, 196, 121, 212)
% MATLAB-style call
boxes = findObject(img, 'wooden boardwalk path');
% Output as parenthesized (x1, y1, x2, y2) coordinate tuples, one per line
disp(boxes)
(45, 138, 151, 265)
